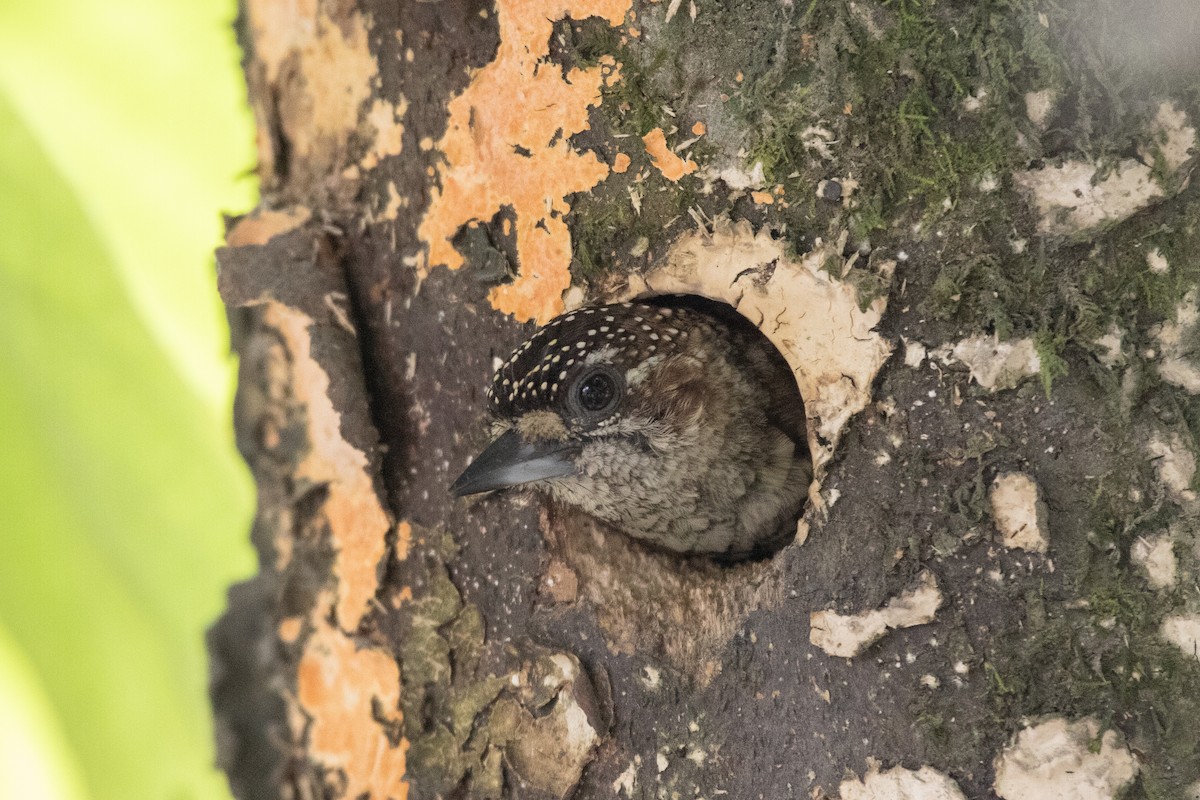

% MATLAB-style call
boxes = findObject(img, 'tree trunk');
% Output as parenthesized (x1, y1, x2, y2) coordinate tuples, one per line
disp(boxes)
(208, 1, 1200, 798)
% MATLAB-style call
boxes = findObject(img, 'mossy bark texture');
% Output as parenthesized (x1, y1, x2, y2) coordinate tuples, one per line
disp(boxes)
(208, 0, 1200, 798)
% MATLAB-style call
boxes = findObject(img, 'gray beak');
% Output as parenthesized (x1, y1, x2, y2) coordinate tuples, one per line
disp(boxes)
(450, 428, 581, 496)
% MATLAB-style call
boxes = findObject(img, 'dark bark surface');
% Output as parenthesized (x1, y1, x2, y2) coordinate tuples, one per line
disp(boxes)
(210, 1, 1200, 798)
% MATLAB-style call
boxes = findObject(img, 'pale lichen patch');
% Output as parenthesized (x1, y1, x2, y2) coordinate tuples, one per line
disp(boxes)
(989, 473, 1050, 554)
(943, 336, 1040, 391)
(1131, 534, 1177, 590)
(1146, 431, 1198, 504)
(1093, 324, 1126, 368)
(1151, 289, 1200, 394)
(992, 717, 1138, 800)
(1015, 158, 1163, 237)
(1024, 88, 1057, 130)
(488, 650, 601, 796)
(838, 761, 967, 800)
(1162, 614, 1200, 661)
(1140, 100, 1197, 174)
(361, 96, 409, 174)
(417, 0, 631, 324)
(810, 572, 943, 658)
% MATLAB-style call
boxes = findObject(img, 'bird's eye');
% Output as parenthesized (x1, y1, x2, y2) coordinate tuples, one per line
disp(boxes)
(579, 373, 615, 410)
(569, 367, 622, 419)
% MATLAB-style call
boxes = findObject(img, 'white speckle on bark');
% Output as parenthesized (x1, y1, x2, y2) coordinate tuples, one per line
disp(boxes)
(903, 337, 927, 368)
(1093, 324, 1125, 368)
(1146, 247, 1170, 274)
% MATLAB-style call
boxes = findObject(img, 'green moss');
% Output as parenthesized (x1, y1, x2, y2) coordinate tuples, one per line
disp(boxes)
(1033, 331, 1069, 396)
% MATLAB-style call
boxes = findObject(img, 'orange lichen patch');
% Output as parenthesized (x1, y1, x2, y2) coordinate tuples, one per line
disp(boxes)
(279, 616, 304, 644)
(244, 0, 378, 174)
(226, 207, 312, 248)
(691, 121, 707, 136)
(297, 619, 408, 799)
(750, 190, 775, 205)
(391, 586, 414, 608)
(395, 520, 413, 561)
(612, 152, 632, 173)
(417, 0, 631, 324)
(599, 54, 621, 87)
(362, 97, 409, 172)
(642, 127, 698, 181)
(261, 303, 391, 631)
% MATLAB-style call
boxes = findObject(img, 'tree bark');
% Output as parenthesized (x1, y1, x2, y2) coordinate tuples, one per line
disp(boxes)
(209, 1, 1200, 798)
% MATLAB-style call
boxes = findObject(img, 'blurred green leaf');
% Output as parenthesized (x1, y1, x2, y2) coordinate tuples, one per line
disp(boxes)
(0, 0, 256, 408)
(0, 1, 256, 799)
(0, 622, 88, 800)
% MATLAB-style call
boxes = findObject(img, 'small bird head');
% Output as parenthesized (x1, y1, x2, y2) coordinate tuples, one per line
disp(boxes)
(451, 300, 810, 556)
(450, 302, 688, 490)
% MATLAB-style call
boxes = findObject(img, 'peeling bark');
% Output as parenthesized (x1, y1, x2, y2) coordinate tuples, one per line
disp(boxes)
(210, 1, 1200, 798)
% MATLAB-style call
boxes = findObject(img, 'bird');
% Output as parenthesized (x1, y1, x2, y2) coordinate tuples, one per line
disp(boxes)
(450, 299, 812, 559)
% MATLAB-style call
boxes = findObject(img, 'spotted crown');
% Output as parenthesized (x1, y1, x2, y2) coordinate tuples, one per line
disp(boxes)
(485, 302, 693, 420)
